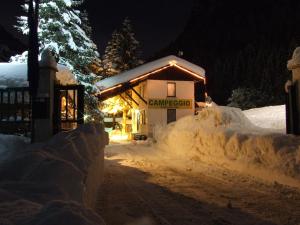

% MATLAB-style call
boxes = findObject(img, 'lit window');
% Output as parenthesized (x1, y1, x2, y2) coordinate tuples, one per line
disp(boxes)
(167, 82, 176, 97)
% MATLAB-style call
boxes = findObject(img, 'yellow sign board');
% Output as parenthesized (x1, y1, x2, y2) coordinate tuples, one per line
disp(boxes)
(148, 99, 193, 109)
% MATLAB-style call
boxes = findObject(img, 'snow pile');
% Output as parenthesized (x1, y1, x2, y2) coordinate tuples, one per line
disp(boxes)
(26, 201, 106, 225)
(0, 134, 29, 161)
(0, 124, 108, 225)
(154, 106, 300, 182)
(0, 199, 41, 225)
(243, 105, 286, 132)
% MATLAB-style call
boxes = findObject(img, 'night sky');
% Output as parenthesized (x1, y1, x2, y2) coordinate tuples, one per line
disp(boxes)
(0, 0, 194, 58)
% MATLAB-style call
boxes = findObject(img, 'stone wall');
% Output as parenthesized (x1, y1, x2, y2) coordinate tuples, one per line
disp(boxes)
(0, 123, 108, 225)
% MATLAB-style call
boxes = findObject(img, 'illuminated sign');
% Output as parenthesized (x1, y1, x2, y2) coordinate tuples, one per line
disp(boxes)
(148, 99, 193, 109)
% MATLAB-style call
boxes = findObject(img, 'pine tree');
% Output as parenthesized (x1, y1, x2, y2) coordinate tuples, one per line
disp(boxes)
(102, 30, 121, 76)
(11, 0, 102, 121)
(101, 18, 143, 133)
(102, 17, 143, 77)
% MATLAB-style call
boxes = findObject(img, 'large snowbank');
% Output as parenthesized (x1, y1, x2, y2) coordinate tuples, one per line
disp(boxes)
(243, 105, 286, 132)
(154, 106, 300, 185)
(0, 134, 29, 162)
(0, 123, 108, 225)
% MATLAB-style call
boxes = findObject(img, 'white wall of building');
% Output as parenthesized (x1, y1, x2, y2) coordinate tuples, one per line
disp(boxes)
(139, 79, 195, 136)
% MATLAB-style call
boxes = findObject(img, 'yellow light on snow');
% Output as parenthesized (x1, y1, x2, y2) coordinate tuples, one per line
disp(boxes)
(110, 134, 129, 142)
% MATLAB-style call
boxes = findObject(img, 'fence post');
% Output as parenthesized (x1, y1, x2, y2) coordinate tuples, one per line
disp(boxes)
(287, 47, 300, 134)
(77, 85, 85, 125)
(34, 49, 57, 142)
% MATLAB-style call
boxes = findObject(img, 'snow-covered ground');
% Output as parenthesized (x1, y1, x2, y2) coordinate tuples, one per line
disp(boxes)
(243, 105, 286, 132)
(100, 142, 300, 225)
(99, 105, 300, 224)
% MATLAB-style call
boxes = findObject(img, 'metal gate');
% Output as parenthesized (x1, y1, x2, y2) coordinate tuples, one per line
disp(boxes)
(54, 84, 84, 133)
(0, 87, 31, 135)
(0, 85, 84, 135)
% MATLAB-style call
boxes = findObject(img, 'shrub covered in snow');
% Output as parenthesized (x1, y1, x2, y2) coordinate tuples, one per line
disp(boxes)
(228, 87, 275, 110)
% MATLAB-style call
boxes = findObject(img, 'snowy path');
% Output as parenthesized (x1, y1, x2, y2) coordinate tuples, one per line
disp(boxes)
(96, 144, 300, 225)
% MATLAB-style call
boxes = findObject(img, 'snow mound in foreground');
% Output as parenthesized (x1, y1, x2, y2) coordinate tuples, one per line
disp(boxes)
(0, 134, 29, 161)
(243, 105, 286, 132)
(154, 106, 300, 181)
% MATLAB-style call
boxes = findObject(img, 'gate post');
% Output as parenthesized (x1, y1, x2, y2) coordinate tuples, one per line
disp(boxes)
(34, 49, 57, 142)
(77, 85, 85, 125)
(287, 47, 300, 134)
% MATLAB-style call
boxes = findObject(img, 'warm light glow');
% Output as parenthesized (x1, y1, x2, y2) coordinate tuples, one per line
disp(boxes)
(130, 63, 205, 84)
(99, 63, 206, 95)
(169, 60, 177, 66)
(109, 134, 129, 142)
(100, 84, 122, 94)
(101, 96, 128, 114)
(173, 64, 205, 81)
(84, 114, 90, 120)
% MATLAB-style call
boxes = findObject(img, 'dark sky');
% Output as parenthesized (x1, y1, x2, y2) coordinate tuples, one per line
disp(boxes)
(0, 0, 194, 58)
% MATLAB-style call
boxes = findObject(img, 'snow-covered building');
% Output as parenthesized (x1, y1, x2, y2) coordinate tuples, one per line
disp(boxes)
(96, 55, 206, 139)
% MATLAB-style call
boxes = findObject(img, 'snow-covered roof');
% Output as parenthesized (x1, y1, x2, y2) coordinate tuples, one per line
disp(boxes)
(0, 62, 77, 88)
(96, 55, 206, 92)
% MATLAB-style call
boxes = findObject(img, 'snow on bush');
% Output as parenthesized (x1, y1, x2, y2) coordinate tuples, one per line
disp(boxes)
(154, 106, 300, 181)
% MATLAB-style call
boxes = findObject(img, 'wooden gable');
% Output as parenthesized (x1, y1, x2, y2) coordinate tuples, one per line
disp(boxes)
(147, 66, 202, 81)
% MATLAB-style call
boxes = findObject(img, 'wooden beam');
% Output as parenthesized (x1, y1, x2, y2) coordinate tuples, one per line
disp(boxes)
(96, 81, 144, 102)
(130, 87, 147, 105)
(125, 92, 139, 107)
(119, 94, 133, 109)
